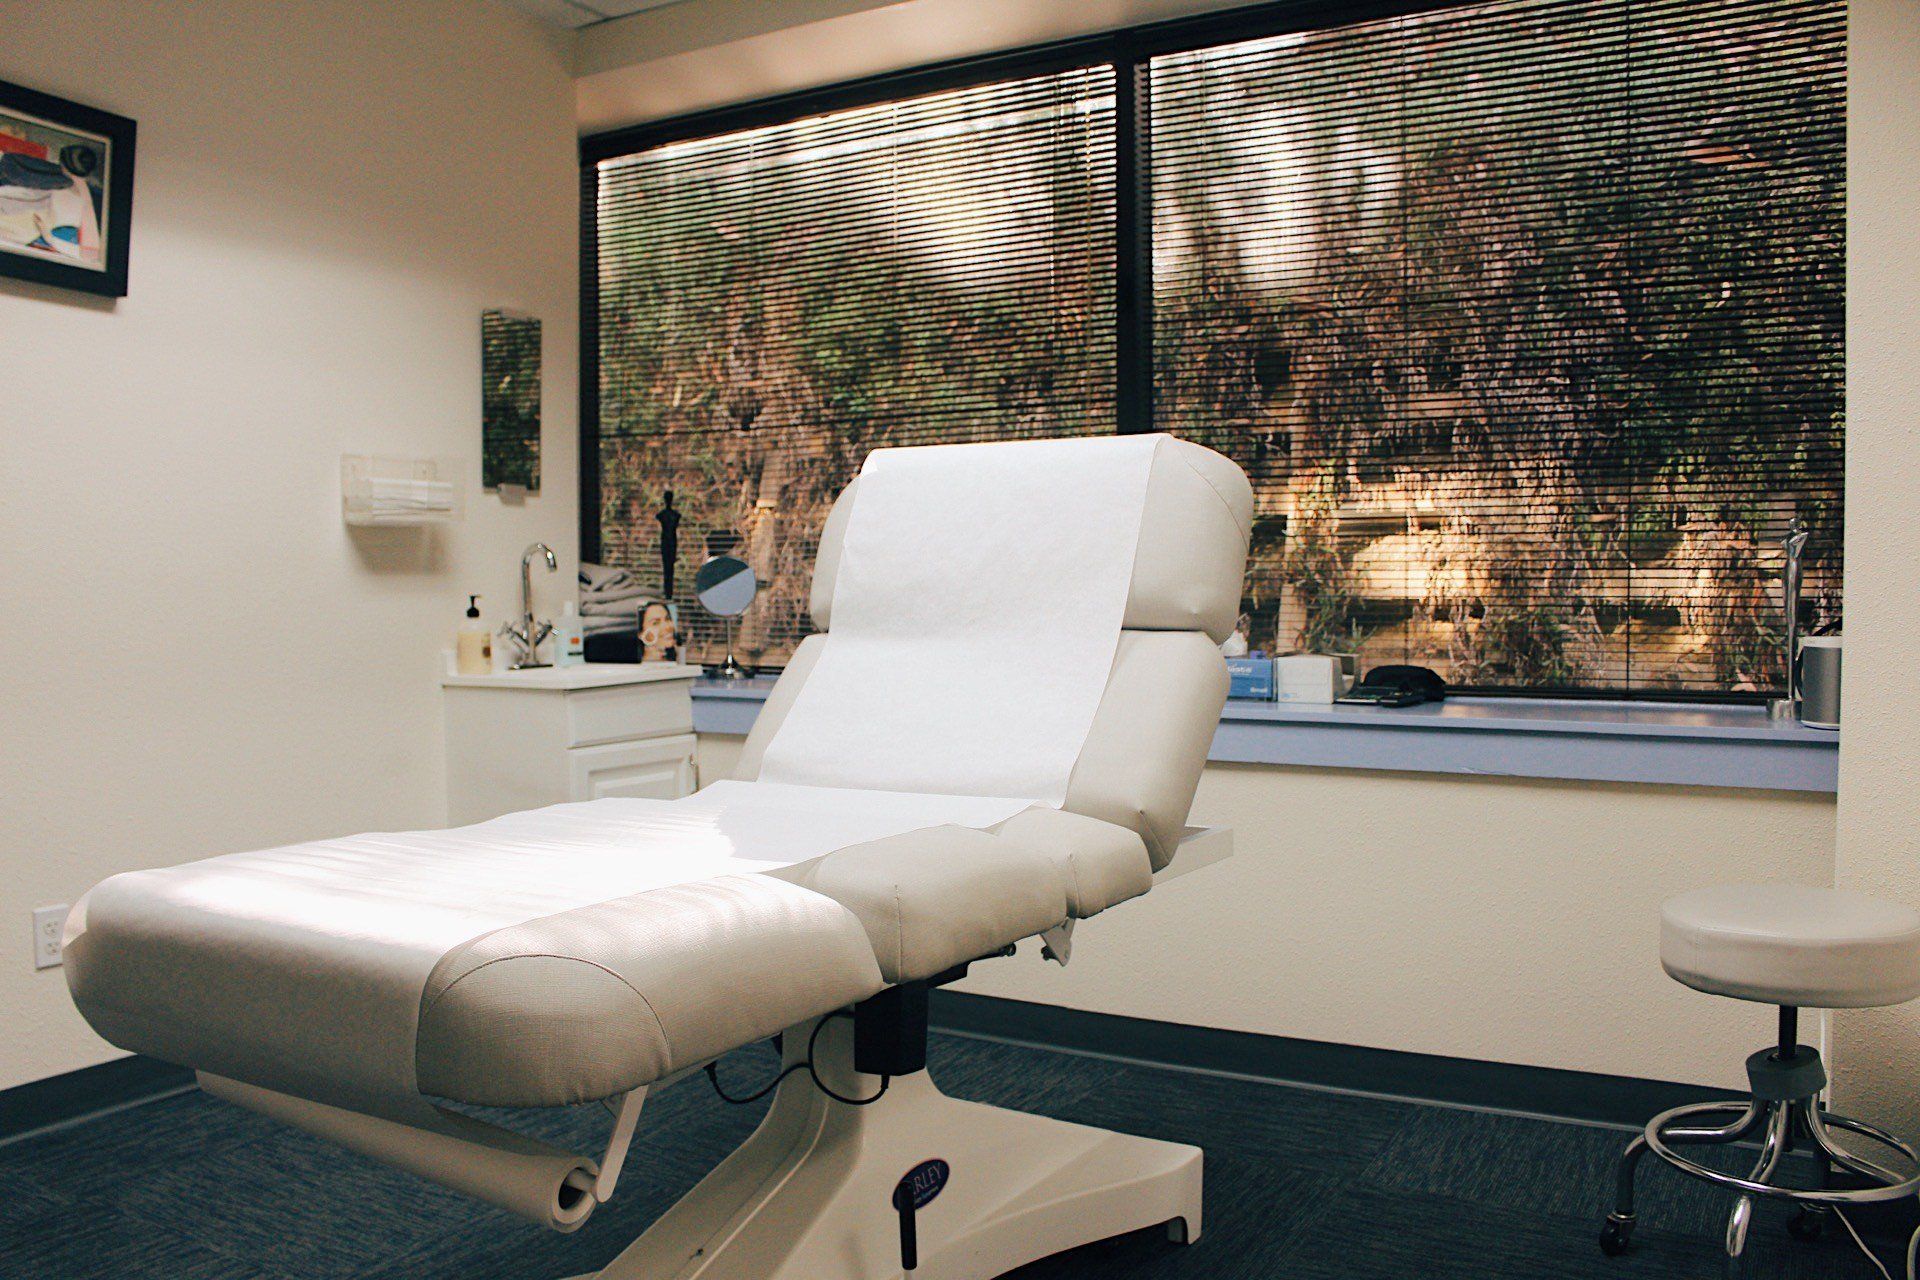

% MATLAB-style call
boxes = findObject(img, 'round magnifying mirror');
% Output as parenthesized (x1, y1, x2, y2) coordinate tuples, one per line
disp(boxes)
(694, 554, 757, 616)
(693, 554, 758, 678)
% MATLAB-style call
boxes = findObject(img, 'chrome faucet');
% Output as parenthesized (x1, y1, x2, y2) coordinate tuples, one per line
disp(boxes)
(500, 542, 558, 669)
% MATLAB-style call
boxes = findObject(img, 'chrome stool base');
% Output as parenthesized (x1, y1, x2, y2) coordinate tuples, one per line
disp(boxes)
(1601, 1035, 1920, 1274)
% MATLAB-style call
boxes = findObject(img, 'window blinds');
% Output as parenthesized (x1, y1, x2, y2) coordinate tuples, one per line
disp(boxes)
(589, 0, 1843, 696)
(1151, 0, 1844, 693)
(593, 68, 1116, 664)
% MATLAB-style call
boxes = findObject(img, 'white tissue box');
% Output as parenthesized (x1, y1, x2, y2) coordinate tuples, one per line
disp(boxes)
(1273, 655, 1345, 704)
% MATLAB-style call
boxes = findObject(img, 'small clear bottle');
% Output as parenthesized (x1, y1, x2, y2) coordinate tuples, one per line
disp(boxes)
(553, 601, 586, 667)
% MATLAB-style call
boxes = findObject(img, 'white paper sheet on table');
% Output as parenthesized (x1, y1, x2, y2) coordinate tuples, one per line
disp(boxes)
(758, 434, 1165, 804)
(154, 780, 1037, 954)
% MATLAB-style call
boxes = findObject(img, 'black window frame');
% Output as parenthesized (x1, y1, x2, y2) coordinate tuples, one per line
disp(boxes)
(578, 0, 1837, 705)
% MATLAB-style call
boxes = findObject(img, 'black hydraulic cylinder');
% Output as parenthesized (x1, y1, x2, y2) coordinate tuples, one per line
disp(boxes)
(854, 982, 930, 1077)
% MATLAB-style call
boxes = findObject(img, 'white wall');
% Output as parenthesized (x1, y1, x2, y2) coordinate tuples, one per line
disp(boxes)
(1833, 0, 1920, 1138)
(0, 0, 579, 1090)
(700, 737, 1835, 1089)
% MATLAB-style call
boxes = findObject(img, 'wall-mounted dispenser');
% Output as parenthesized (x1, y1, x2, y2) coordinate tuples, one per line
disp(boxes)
(341, 455, 460, 526)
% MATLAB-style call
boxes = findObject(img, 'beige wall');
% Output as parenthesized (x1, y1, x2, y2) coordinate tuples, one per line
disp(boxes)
(700, 736, 1835, 1089)
(0, 0, 579, 1090)
(1833, 0, 1920, 1137)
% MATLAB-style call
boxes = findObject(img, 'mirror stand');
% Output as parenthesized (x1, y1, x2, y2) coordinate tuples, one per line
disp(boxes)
(716, 615, 751, 680)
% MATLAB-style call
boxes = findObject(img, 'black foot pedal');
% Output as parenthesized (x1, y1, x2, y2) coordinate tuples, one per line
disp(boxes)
(892, 1179, 918, 1272)
(891, 1159, 948, 1273)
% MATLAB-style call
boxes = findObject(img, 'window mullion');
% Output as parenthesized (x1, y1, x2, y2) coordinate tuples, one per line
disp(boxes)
(1115, 59, 1153, 436)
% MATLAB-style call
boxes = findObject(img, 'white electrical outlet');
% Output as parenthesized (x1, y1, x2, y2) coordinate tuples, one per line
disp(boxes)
(32, 905, 67, 970)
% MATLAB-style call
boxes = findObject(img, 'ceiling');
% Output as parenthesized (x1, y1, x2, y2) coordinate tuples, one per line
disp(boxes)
(495, 0, 684, 28)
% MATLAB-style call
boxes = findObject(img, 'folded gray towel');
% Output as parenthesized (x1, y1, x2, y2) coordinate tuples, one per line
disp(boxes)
(579, 562, 635, 593)
(583, 598, 646, 617)
(584, 583, 649, 606)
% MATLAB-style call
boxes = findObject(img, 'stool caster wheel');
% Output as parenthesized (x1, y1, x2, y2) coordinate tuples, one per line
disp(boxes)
(1787, 1206, 1826, 1243)
(1600, 1215, 1634, 1256)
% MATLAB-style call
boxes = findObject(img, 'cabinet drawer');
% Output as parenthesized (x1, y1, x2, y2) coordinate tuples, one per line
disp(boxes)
(565, 680, 694, 747)
(567, 734, 697, 803)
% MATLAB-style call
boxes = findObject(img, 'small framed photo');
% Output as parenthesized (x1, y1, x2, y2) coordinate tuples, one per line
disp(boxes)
(481, 309, 542, 492)
(639, 599, 681, 664)
(0, 80, 136, 298)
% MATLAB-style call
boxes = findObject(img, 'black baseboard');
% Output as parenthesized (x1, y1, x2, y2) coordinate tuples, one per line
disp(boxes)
(0, 1055, 192, 1144)
(929, 990, 1713, 1130)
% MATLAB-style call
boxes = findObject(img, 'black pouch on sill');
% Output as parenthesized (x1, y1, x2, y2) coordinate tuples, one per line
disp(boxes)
(1338, 664, 1448, 708)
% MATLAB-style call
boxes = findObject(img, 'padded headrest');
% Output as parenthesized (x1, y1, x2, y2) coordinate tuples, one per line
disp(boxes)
(811, 436, 1252, 643)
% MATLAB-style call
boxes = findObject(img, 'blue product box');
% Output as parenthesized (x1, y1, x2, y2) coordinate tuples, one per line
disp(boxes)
(1226, 656, 1274, 700)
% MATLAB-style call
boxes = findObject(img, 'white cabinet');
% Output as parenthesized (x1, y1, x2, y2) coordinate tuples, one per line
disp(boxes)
(442, 664, 701, 825)
(568, 735, 697, 803)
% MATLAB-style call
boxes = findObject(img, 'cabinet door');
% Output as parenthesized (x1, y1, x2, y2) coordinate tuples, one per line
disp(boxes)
(568, 734, 697, 802)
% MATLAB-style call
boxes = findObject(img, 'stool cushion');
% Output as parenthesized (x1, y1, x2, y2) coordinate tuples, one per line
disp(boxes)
(1661, 884, 1920, 1009)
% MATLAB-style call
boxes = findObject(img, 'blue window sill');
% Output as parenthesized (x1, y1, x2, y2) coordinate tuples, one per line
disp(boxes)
(691, 679, 1837, 793)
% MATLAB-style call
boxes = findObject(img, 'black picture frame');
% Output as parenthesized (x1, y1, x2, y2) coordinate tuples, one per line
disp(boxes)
(481, 309, 543, 492)
(0, 80, 136, 298)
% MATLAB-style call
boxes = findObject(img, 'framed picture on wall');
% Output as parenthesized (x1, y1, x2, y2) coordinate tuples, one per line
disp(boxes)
(0, 80, 136, 298)
(481, 309, 542, 492)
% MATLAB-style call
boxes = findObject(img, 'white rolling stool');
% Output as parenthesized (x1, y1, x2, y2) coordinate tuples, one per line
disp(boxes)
(1602, 884, 1920, 1273)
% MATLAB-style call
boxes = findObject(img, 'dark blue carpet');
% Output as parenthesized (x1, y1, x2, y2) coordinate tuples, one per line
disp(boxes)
(0, 1033, 1889, 1278)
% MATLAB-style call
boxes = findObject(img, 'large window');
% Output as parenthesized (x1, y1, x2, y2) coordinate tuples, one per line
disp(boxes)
(586, 0, 1844, 697)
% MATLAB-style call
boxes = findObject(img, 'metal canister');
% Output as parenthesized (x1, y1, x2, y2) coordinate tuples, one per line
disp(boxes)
(1798, 636, 1842, 730)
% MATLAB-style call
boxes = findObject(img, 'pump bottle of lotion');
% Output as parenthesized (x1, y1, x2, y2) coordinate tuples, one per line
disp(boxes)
(456, 595, 493, 675)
